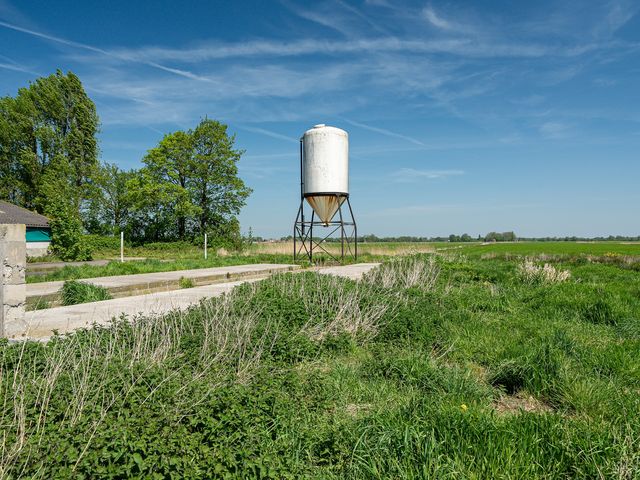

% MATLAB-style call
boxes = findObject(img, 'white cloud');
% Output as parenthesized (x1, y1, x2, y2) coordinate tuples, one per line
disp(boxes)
(422, 6, 454, 30)
(392, 168, 465, 182)
(342, 118, 425, 146)
(539, 121, 571, 139)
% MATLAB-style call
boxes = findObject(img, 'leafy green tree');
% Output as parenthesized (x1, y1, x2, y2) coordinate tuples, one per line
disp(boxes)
(0, 70, 98, 215)
(141, 131, 200, 239)
(190, 119, 252, 235)
(47, 192, 92, 261)
(84, 163, 136, 235)
(132, 119, 252, 243)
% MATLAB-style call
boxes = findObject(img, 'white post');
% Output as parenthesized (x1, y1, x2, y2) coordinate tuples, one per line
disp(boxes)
(204, 233, 208, 260)
(120, 231, 124, 263)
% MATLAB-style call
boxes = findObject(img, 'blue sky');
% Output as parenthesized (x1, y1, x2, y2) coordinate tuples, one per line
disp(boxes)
(1, 0, 639, 238)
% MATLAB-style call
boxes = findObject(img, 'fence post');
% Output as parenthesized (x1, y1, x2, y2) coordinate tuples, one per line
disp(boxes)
(204, 233, 208, 260)
(120, 231, 124, 263)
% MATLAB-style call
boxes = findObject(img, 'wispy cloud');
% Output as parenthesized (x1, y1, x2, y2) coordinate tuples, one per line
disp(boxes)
(342, 118, 425, 146)
(423, 6, 454, 31)
(235, 125, 299, 144)
(539, 121, 571, 139)
(0, 20, 213, 82)
(392, 168, 465, 182)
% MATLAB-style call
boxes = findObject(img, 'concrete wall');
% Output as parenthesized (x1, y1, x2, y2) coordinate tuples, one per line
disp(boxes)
(27, 241, 51, 258)
(0, 224, 26, 338)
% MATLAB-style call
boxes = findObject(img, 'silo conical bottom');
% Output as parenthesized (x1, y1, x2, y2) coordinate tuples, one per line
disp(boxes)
(305, 195, 346, 225)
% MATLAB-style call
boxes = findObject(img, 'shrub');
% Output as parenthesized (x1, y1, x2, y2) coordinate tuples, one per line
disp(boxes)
(48, 200, 93, 261)
(61, 280, 113, 305)
(179, 276, 195, 289)
(517, 260, 570, 285)
(363, 255, 440, 290)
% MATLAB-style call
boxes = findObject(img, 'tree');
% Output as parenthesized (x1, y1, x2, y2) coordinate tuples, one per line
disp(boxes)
(0, 71, 99, 215)
(190, 119, 252, 235)
(47, 190, 92, 261)
(132, 119, 252, 243)
(141, 131, 199, 239)
(84, 163, 136, 235)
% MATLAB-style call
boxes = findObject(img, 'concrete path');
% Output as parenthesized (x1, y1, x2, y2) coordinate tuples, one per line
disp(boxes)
(27, 263, 298, 301)
(316, 263, 380, 280)
(21, 263, 380, 340)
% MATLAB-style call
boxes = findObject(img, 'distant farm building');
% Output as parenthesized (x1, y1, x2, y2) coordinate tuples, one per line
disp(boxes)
(0, 201, 51, 257)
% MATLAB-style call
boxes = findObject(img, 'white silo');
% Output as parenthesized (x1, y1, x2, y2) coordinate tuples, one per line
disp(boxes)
(294, 124, 357, 262)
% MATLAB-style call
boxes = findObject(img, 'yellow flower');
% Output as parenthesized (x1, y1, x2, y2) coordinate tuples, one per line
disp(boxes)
(460, 404, 468, 412)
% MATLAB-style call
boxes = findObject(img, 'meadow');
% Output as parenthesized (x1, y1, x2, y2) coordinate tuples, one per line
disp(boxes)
(3, 251, 639, 477)
(27, 240, 640, 283)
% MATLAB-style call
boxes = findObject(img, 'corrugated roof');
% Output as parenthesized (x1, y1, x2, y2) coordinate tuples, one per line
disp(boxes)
(0, 201, 50, 228)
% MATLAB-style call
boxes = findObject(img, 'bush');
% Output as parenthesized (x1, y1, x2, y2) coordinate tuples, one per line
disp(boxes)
(61, 280, 112, 305)
(48, 201, 93, 261)
(82, 234, 121, 252)
(179, 276, 195, 289)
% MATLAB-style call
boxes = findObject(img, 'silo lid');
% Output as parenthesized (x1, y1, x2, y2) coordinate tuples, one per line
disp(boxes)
(313, 124, 326, 128)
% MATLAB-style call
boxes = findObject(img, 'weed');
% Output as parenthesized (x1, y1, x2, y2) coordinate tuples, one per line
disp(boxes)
(178, 276, 195, 289)
(61, 280, 113, 306)
(517, 259, 571, 285)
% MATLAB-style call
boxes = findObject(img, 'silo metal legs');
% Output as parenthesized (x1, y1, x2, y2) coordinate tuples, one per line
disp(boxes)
(293, 194, 357, 264)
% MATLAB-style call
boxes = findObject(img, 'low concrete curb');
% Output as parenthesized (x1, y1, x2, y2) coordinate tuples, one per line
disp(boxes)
(27, 263, 299, 308)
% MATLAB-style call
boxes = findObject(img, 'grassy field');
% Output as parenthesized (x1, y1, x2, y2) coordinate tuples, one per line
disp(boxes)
(2, 253, 639, 477)
(28, 240, 640, 283)
(458, 241, 640, 257)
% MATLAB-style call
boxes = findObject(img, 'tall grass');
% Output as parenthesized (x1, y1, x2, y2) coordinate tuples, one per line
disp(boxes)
(61, 280, 113, 305)
(2, 253, 640, 477)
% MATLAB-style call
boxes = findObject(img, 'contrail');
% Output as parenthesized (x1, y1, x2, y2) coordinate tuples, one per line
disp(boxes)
(0, 20, 214, 83)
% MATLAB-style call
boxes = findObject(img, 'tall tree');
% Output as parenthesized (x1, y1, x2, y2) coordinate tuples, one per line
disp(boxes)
(141, 131, 199, 239)
(190, 119, 251, 235)
(0, 70, 99, 213)
(132, 119, 251, 241)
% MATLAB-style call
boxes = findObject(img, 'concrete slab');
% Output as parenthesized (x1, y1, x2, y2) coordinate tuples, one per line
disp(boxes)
(23, 279, 259, 339)
(317, 263, 380, 280)
(27, 263, 298, 301)
(21, 263, 380, 340)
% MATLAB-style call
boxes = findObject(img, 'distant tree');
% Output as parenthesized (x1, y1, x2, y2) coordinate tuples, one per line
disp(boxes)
(84, 163, 136, 235)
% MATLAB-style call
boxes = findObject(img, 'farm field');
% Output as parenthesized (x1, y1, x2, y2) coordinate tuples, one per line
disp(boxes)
(29, 240, 640, 283)
(458, 241, 640, 257)
(2, 253, 639, 477)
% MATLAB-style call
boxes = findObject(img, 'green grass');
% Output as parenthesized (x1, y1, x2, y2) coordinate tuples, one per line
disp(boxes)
(3, 254, 640, 477)
(457, 240, 640, 256)
(178, 276, 195, 289)
(61, 280, 113, 305)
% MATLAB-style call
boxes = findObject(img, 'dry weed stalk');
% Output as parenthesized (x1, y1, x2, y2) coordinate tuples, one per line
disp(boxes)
(517, 260, 571, 284)
(362, 255, 440, 291)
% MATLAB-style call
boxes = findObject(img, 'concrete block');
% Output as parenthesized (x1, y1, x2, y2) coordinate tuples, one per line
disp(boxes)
(4, 305, 27, 338)
(3, 284, 26, 307)
(0, 224, 25, 242)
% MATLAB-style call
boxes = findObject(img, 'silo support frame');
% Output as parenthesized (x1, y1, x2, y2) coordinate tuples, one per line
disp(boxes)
(293, 195, 357, 264)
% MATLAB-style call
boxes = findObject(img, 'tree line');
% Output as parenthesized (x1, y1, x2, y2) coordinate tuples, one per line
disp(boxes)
(0, 71, 251, 259)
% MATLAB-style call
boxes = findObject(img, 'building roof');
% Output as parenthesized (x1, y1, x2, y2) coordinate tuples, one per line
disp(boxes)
(0, 201, 50, 228)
